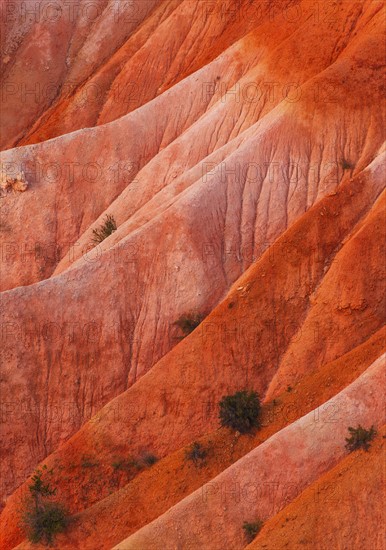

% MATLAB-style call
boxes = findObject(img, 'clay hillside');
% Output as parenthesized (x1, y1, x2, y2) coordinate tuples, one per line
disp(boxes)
(0, 0, 385, 548)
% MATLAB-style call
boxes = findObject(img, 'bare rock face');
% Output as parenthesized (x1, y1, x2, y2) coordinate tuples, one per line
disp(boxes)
(0, 1, 385, 549)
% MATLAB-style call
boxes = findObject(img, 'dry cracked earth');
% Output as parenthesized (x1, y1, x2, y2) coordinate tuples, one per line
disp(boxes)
(0, 1, 385, 549)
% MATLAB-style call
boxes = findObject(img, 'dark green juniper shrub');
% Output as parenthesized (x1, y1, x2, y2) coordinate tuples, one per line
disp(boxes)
(219, 390, 261, 434)
(185, 442, 208, 467)
(29, 467, 56, 500)
(243, 520, 263, 543)
(22, 502, 69, 545)
(345, 425, 377, 452)
(91, 214, 117, 244)
(20, 466, 69, 545)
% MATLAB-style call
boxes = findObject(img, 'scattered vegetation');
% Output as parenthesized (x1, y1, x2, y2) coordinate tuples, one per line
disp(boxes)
(142, 453, 159, 467)
(112, 452, 159, 473)
(219, 390, 261, 434)
(20, 466, 70, 545)
(81, 455, 99, 468)
(23, 502, 69, 545)
(243, 520, 263, 543)
(111, 458, 141, 472)
(174, 312, 204, 337)
(91, 214, 117, 244)
(185, 442, 208, 467)
(286, 385, 292, 393)
(345, 425, 377, 453)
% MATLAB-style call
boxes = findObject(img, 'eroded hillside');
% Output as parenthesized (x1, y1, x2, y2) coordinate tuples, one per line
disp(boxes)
(0, 1, 385, 549)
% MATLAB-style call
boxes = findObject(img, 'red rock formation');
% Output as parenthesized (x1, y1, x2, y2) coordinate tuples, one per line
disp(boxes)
(5, 326, 384, 550)
(0, 0, 384, 548)
(111, 355, 385, 549)
(247, 425, 386, 550)
(1, 170, 384, 548)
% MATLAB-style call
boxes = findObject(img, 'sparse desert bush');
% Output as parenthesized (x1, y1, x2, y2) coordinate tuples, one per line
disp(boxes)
(185, 442, 208, 467)
(81, 456, 99, 468)
(243, 520, 263, 542)
(142, 453, 159, 467)
(112, 453, 159, 472)
(91, 214, 117, 244)
(111, 458, 141, 472)
(345, 425, 376, 452)
(20, 466, 69, 545)
(174, 312, 204, 337)
(219, 390, 261, 434)
(22, 501, 69, 545)
(29, 466, 56, 500)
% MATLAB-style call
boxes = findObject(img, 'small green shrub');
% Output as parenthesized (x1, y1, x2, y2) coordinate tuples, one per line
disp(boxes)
(286, 386, 292, 393)
(22, 502, 69, 545)
(174, 312, 204, 337)
(219, 390, 261, 434)
(21, 467, 69, 545)
(243, 520, 263, 543)
(345, 425, 376, 452)
(91, 214, 117, 244)
(185, 442, 208, 467)
(29, 467, 56, 499)
(142, 454, 159, 467)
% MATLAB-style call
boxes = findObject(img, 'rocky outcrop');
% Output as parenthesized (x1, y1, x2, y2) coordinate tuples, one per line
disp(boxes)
(0, 170, 28, 194)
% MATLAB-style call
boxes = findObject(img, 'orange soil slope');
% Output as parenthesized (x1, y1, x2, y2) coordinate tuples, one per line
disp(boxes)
(0, 162, 381, 502)
(1, 0, 384, 509)
(247, 425, 386, 550)
(0, 1, 384, 549)
(1, 168, 384, 547)
(8, 326, 385, 550)
(112, 354, 385, 549)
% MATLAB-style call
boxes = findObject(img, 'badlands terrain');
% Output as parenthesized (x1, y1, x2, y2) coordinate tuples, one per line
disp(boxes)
(0, 0, 385, 548)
